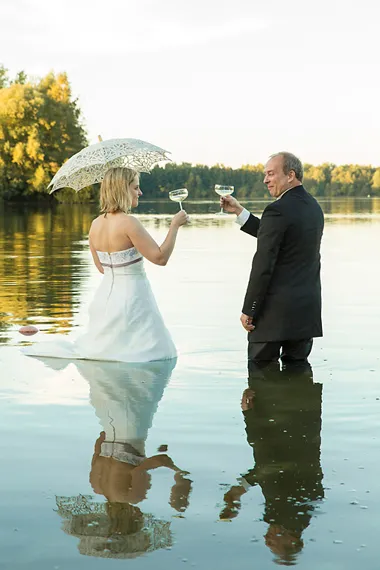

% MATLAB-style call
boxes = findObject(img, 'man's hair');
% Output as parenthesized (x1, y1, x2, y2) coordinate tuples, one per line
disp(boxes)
(270, 151, 303, 182)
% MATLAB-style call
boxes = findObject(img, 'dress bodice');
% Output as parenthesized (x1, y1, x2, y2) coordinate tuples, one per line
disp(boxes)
(97, 247, 144, 274)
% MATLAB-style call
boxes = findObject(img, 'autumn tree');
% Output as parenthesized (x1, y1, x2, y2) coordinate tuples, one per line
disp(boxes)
(371, 168, 380, 193)
(0, 68, 88, 199)
(0, 65, 8, 89)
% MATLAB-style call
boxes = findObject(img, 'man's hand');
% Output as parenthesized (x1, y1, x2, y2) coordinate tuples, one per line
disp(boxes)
(219, 485, 247, 521)
(240, 313, 255, 332)
(220, 195, 244, 215)
(241, 388, 255, 411)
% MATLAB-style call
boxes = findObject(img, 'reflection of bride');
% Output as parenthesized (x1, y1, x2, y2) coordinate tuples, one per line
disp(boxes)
(54, 358, 192, 559)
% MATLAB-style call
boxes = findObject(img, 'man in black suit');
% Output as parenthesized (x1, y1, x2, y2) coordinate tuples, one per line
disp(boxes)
(221, 151, 324, 364)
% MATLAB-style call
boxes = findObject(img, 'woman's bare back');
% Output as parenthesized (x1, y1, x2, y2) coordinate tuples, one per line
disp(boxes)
(88, 209, 188, 274)
(89, 212, 133, 253)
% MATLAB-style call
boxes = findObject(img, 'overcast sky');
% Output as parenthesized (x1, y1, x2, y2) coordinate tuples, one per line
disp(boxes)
(1, 0, 379, 167)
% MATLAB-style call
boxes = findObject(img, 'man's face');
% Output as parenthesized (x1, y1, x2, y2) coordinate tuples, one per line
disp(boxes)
(263, 156, 294, 198)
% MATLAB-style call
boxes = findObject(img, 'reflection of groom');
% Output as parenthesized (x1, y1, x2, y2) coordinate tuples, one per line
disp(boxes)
(221, 152, 324, 364)
(220, 362, 324, 566)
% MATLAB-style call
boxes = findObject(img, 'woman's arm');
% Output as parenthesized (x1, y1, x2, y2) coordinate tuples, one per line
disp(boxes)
(89, 238, 105, 274)
(125, 210, 188, 266)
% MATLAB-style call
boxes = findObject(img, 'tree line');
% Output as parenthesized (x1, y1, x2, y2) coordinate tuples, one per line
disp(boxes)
(141, 161, 380, 200)
(1, 65, 380, 202)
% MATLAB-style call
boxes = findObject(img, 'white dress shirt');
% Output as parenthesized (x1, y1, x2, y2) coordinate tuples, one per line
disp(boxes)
(235, 208, 251, 226)
(235, 186, 298, 226)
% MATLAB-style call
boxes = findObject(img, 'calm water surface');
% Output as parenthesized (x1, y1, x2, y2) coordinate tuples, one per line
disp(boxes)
(0, 198, 380, 569)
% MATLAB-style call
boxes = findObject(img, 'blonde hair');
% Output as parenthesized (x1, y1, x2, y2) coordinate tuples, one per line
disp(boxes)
(100, 167, 139, 214)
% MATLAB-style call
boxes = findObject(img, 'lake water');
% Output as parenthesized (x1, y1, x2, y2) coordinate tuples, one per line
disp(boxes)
(0, 197, 380, 569)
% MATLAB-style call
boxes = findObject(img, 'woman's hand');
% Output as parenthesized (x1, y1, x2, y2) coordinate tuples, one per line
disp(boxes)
(171, 210, 189, 228)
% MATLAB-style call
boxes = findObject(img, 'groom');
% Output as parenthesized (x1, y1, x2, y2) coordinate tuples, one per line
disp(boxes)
(221, 152, 324, 364)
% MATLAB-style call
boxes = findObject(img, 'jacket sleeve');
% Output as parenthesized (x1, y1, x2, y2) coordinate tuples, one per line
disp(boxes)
(242, 206, 286, 319)
(240, 213, 261, 238)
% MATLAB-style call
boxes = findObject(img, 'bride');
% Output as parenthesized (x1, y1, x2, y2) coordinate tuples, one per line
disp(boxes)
(23, 167, 188, 362)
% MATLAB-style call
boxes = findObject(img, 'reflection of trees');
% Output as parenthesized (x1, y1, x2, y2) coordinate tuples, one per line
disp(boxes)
(320, 197, 380, 217)
(139, 196, 380, 218)
(321, 197, 366, 215)
(137, 199, 271, 216)
(0, 202, 95, 339)
(1, 196, 379, 342)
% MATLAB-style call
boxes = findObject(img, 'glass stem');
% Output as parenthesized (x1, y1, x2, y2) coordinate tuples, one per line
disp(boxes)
(179, 202, 183, 211)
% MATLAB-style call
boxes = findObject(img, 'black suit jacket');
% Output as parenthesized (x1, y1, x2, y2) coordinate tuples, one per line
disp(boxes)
(241, 185, 324, 342)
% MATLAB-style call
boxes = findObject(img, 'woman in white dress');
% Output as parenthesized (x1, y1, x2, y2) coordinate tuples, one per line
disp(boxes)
(23, 167, 188, 362)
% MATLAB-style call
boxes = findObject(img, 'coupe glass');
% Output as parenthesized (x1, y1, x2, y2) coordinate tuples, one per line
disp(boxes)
(169, 188, 188, 210)
(214, 184, 234, 214)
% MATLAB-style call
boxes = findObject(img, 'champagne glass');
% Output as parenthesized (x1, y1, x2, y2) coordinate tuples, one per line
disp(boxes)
(169, 188, 188, 210)
(215, 184, 234, 214)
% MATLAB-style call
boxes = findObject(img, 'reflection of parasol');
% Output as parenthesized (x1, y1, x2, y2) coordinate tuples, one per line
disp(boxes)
(55, 495, 172, 559)
(48, 138, 171, 193)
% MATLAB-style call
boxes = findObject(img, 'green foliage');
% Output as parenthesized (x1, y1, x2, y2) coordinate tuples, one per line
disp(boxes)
(54, 185, 98, 203)
(0, 65, 8, 89)
(0, 63, 378, 201)
(140, 162, 267, 201)
(0, 66, 88, 200)
(139, 161, 378, 200)
(371, 168, 380, 192)
(11, 71, 27, 85)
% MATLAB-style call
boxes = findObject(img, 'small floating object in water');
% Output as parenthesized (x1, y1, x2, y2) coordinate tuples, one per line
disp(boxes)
(157, 444, 168, 452)
(19, 325, 39, 336)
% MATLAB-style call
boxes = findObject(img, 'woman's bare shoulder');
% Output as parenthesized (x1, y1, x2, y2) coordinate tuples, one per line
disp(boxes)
(123, 214, 143, 227)
(91, 214, 105, 224)
(89, 215, 103, 233)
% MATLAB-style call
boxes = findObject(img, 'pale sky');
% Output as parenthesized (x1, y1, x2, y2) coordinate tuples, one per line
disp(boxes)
(1, 0, 379, 167)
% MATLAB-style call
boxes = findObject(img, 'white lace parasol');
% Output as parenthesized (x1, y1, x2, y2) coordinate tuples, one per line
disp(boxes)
(48, 138, 171, 193)
(55, 495, 172, 558)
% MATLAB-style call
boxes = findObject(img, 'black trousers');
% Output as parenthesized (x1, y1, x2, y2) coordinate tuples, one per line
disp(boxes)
(248, 339, 313, 363)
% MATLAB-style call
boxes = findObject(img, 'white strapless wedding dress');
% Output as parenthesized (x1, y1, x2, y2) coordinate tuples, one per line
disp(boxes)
(23, 247, 177, 362)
